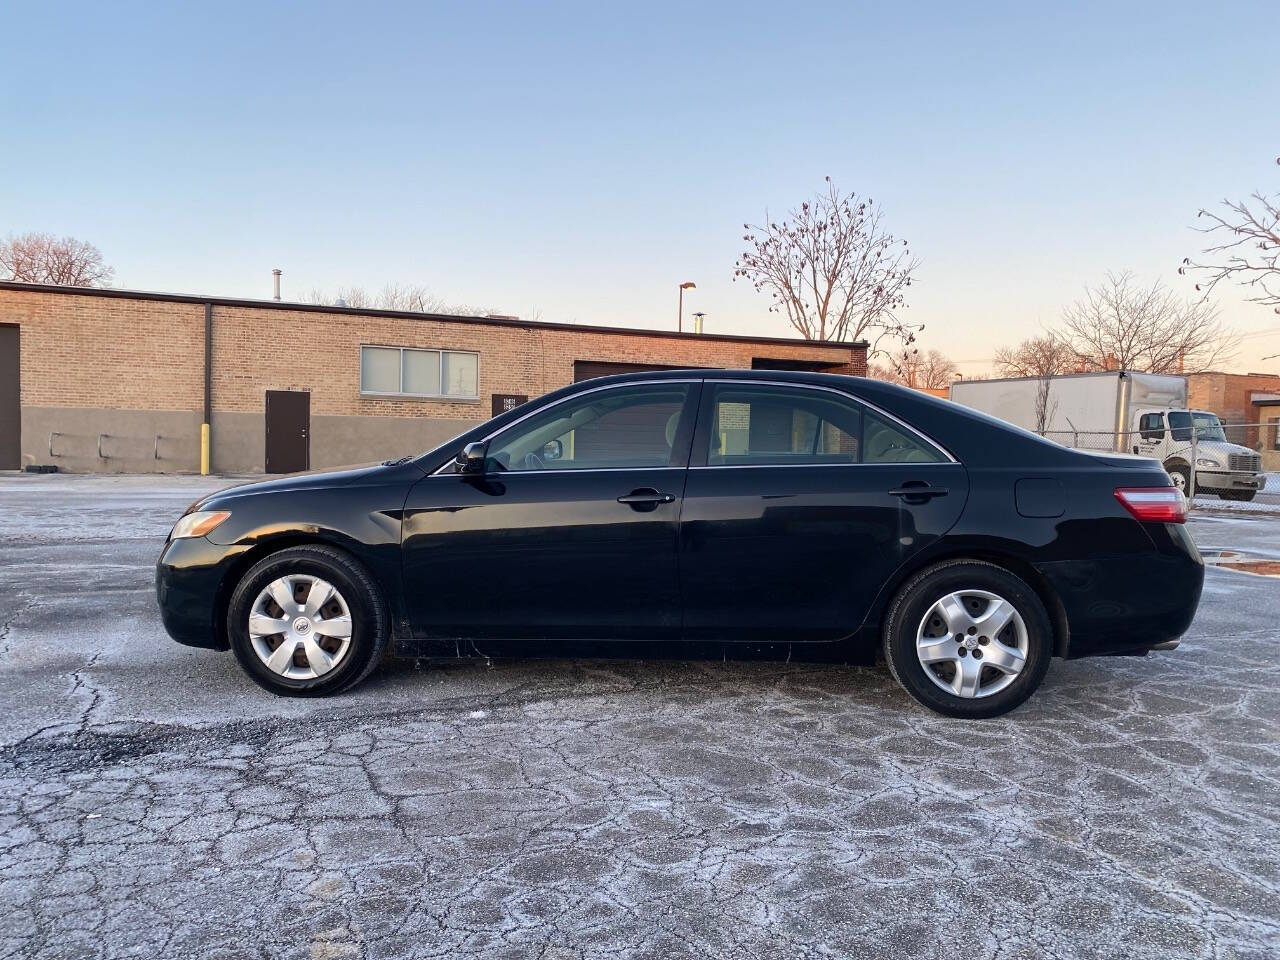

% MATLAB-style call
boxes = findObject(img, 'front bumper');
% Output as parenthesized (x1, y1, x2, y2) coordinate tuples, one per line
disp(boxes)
(1195, 470, 1265, 491)
(155, 537, 249, 650)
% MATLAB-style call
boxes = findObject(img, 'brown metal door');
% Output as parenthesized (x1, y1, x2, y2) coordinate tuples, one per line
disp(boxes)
(0, 325, 18, 470)
(265, 390, 310, 473)
(572, 360, 692, 382)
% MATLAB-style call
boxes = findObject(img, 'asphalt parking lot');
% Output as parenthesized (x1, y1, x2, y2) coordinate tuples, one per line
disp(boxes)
(1, 475, 1277, 960)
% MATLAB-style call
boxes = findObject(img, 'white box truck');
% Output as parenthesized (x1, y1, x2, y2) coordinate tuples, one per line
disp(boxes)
(949, 371, 1266, 500)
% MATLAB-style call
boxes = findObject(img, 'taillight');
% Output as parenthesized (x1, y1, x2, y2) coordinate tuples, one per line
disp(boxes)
(1114, 487, 1187, 524)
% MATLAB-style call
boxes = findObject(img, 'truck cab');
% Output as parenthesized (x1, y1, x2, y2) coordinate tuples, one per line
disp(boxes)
(1132, 408, 1265, 501)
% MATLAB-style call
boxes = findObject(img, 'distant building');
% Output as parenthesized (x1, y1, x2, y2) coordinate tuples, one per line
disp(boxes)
(1187, 371, 1280, 470)
(0, 282, 868, 474)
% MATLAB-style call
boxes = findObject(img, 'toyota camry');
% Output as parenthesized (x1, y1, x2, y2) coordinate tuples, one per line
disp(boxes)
(156, 370, 1203, 718)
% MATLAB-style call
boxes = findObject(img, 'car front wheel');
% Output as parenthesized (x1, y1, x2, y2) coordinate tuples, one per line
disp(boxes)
(227, 545, 389, 696)
(883, 561, 1053, 718)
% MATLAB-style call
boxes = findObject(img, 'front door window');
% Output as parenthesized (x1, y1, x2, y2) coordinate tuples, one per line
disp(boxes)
(486, 383, 693, 471)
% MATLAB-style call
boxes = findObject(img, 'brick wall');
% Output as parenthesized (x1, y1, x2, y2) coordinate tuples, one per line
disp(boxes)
(0, 284, 867, 472)
(2, 286, 864, 415)
(1187, 371, 1280, 448)
(1, 288, 205, 411)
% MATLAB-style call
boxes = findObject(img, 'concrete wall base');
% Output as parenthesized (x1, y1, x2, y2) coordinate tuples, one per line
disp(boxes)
(22, 407, 483, 474)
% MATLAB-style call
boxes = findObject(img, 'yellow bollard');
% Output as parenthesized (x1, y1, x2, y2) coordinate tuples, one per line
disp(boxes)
(200, 422, 210, 476)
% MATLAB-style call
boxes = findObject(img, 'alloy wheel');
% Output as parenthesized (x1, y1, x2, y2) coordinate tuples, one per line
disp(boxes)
(248, 575, 353, 680)
(915, 589, 1029, 699)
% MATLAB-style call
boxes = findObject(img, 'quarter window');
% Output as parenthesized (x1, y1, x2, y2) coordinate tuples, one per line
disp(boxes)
(862, 411, 945, 463)
(485, 384, 691, 471)
(360, 345, 478, 399)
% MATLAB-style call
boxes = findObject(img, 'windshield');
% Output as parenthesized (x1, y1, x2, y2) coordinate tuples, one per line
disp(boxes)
(1168, 411, 1226, 443)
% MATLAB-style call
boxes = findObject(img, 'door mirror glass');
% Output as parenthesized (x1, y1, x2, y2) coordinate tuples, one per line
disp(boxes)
(542, 439, 563, 461)
(456, 441, 488, 474)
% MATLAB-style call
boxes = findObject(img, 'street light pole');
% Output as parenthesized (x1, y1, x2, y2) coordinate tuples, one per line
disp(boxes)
(678, 282, 696, 332)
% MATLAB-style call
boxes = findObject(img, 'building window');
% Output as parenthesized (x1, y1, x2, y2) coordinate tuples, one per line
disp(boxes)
(360, 346, 479, 399)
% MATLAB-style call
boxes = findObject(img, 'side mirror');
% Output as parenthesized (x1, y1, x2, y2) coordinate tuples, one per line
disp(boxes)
(456, 441, 488, 475)
(542, 439, 563, 461)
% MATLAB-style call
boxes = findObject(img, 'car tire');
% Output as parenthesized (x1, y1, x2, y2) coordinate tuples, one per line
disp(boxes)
(226, 545, 389, 697)
(1167, 465, 1191, 495)
(882, 560, 1053, 719)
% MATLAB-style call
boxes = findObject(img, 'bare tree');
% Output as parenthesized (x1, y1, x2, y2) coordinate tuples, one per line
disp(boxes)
(1181, 157, 1280, 314)
(992, 334, 1076, 378)
(990, 334, 1076, 431)
(867, 348, 955, 388)
(914, 350, 957, 389)
(734, 177, 921, 352)
(377, 283, 452, 313)
(1059, 272, 1236, 373)
(0, 233, 113, 286)
(306, 283, 497, 316)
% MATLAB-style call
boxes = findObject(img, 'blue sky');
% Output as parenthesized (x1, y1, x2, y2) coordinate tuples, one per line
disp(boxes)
(3, 0, 1278, 372)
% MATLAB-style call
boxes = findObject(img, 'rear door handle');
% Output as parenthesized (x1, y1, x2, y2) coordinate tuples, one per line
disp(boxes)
(889, 485, 949, 502)
(617, 488, 676, 505)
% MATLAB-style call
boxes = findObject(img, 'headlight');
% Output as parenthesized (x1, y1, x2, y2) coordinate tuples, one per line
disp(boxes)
(1195, 458, 1220, 468)
(170, 510, 231, 540)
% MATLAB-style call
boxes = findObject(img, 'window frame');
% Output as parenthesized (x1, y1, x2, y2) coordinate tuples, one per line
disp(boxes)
(688, 379, 954, 469)
(359, 344, 480, 401)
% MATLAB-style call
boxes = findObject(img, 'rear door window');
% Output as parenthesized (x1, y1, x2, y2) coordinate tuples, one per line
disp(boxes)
(698, 383, 945, 466)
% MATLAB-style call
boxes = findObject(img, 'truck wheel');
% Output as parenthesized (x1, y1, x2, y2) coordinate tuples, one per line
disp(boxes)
(1167, 465, 1190, 495)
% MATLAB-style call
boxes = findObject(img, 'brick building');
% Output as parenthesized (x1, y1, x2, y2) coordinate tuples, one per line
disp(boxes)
(1187, 371, 1280, 470)
(0, 282, 868, 474)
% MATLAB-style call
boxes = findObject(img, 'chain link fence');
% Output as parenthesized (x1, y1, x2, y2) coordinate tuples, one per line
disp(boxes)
(1034, 419, 1278, 503)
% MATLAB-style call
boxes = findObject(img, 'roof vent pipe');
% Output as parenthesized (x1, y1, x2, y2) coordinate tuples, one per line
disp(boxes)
(272, 269, 282, 301)
(692, 312, 706, 335)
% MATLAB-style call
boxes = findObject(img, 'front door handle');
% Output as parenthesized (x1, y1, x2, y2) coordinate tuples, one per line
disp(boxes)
(889, 484, 949, 503)
(617, 488, 676, 506)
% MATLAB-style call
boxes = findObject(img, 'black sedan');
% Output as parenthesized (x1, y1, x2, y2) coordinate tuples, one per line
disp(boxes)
(156, 370, 1203, 718)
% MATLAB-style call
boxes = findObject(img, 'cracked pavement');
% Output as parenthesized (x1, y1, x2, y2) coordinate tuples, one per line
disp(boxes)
(0, 475, 1277, 959)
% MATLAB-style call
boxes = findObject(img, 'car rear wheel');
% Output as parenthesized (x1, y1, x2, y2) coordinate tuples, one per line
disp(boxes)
(883, 561, 1053, 718)
(227, 545, 389, 696)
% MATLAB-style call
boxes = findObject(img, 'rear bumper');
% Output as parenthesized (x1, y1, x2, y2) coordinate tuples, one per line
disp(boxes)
(155, 538, 248, 650)
(1036, 523, 1204, 658)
